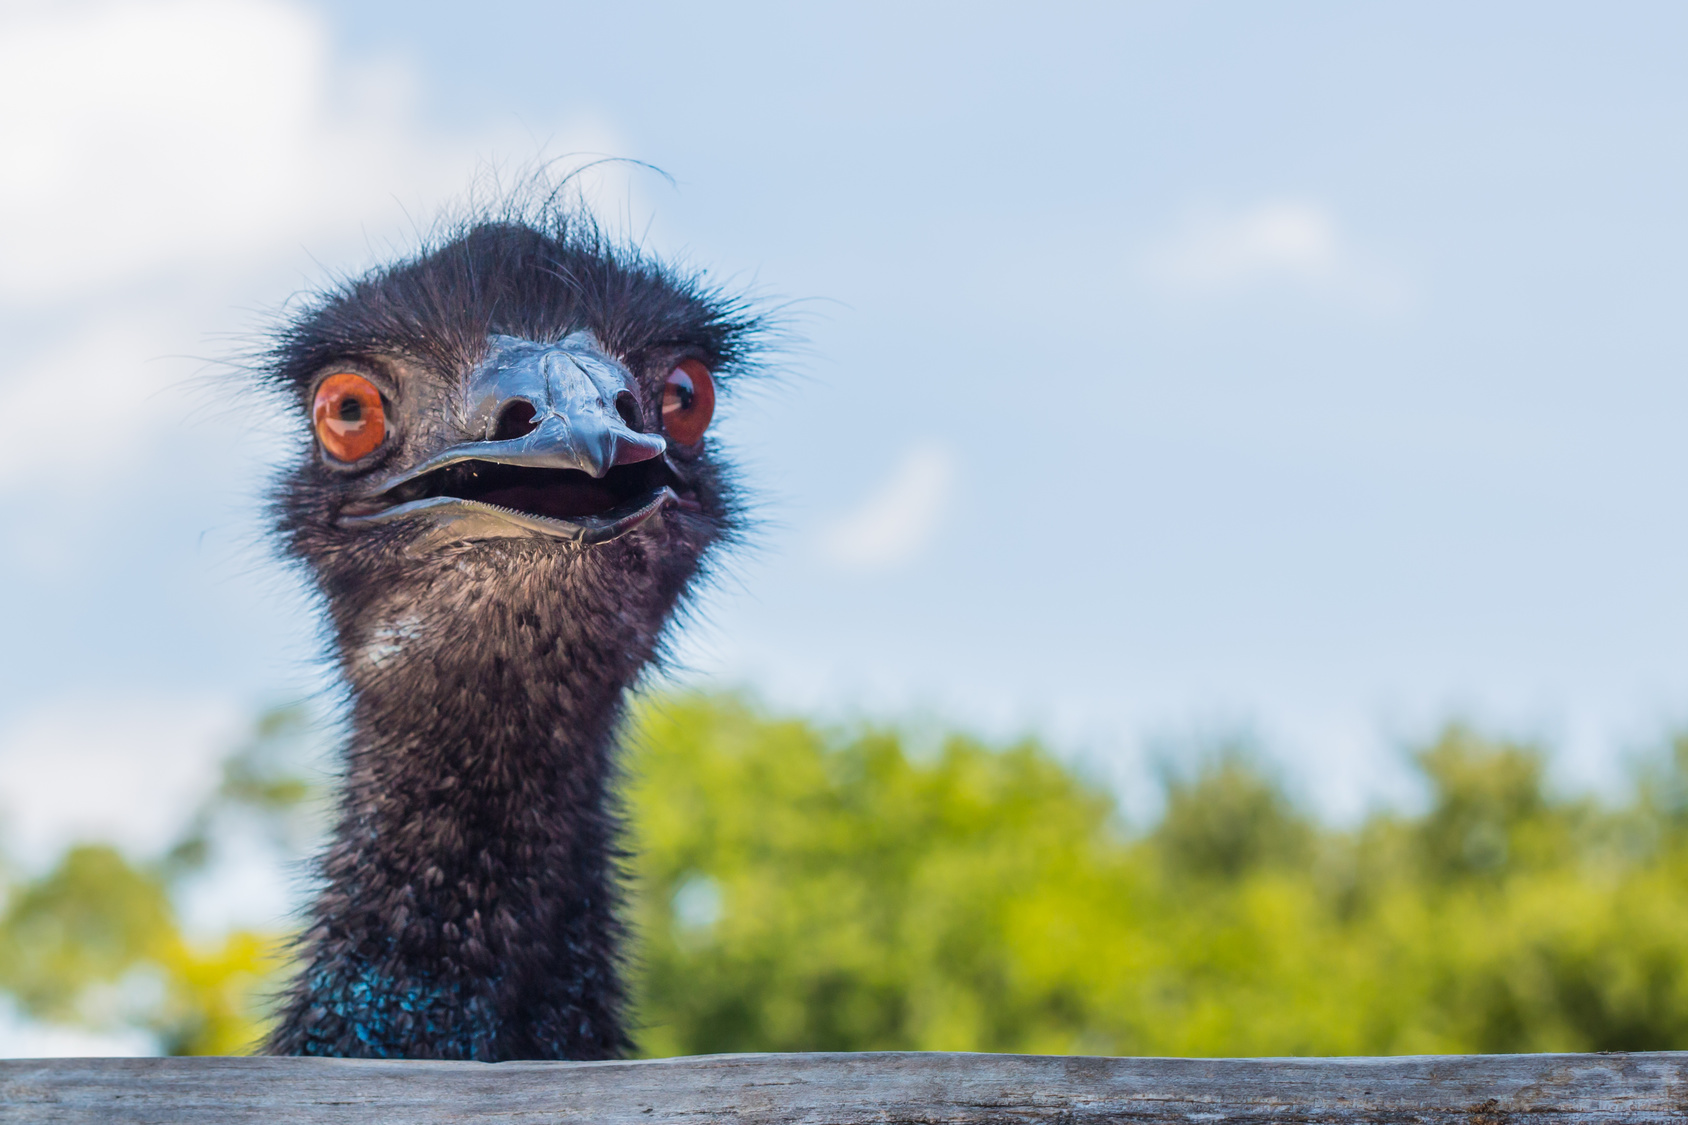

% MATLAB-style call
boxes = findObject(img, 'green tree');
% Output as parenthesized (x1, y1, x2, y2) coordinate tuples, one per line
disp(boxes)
(626, 699, 1688, 1058)
(1155, 748, 1313, 880)
(625, 695, 1131, 1056)
(0, 844, 279, 1054)
(7, 694, 1688, 1058)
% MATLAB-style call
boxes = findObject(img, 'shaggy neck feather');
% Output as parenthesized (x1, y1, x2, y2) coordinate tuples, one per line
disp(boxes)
(267, 584, 644, 1060)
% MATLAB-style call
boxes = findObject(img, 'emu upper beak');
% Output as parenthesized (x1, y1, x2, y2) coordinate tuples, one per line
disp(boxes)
(341, 332, 680, 547)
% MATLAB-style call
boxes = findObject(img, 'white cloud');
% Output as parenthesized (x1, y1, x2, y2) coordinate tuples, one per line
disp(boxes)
(0, 0, 635, 498)
(0, 0, 636, 302)
(818, 444, 956, 572)
(0, 696, 243, 870)
(0, 0, 335, 299)
(0, 313, 203, 491)
(1146, 200, 1410, 312)
(1158, 201, 1340, 285)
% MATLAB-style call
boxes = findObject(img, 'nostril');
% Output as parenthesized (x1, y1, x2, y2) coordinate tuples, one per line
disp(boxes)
(493, 400, 539, 441)
(614, 390, 642, 431)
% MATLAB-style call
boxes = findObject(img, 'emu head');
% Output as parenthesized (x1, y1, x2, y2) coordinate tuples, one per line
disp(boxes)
(267, 218, 754, 677)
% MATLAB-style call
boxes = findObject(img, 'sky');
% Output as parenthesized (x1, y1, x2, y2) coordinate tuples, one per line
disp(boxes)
(3, 0, 1688, 917)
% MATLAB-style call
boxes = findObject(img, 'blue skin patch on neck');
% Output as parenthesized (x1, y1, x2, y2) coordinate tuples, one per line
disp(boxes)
(297, 961, 504, 1060)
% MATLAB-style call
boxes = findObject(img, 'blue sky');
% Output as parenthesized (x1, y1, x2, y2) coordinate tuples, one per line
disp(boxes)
(3, 0, 1688, 891)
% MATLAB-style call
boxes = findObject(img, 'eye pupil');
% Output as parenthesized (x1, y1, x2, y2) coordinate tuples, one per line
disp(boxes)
(664, 374, 695, 415)
(338, 397, 362, 423)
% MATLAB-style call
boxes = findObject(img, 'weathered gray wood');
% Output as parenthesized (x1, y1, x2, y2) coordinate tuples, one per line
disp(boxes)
(1, 1051, 1684, 1125)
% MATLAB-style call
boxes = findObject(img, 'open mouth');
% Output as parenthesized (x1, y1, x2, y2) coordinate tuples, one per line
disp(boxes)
(378, 458, 672, 520)
(341, 458, 682, 544)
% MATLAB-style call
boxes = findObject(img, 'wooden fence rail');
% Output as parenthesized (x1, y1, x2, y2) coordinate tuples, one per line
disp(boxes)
(2, 1050, 1684, 1125)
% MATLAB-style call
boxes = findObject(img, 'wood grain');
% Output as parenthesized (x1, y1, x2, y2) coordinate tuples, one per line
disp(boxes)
(2, 1051, 1684, 1124)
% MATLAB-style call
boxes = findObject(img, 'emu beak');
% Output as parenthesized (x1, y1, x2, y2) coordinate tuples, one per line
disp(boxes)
(341, 332, 681, 547)
(404, 333, 667, 481)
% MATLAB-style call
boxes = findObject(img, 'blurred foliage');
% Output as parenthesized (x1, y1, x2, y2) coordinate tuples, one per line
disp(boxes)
(0, 706, 319, 1054)
(0, 845, 281, 1055)
(5, 693, 1688, 1056)
(625, 699, 1688, 1056)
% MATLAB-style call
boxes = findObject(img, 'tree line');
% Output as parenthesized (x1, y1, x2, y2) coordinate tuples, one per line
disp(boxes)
(2, 694, 1685, 1055)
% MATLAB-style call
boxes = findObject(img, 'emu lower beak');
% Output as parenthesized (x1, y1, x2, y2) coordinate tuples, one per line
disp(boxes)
(341, 333, 680, 548)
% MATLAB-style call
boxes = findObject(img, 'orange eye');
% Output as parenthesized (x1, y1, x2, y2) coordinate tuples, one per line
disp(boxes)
(661, 360, 714, 446)
(312, 372, 386, 463)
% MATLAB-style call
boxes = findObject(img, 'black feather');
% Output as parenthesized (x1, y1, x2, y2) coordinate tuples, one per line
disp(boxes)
(261, 200, 761, 1060)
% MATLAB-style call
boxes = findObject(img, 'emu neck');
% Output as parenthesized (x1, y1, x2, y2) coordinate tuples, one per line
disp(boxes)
(268, 592, 642, 1061)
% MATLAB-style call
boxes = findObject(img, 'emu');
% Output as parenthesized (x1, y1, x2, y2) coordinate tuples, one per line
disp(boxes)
(260, 206, 756, 1060)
